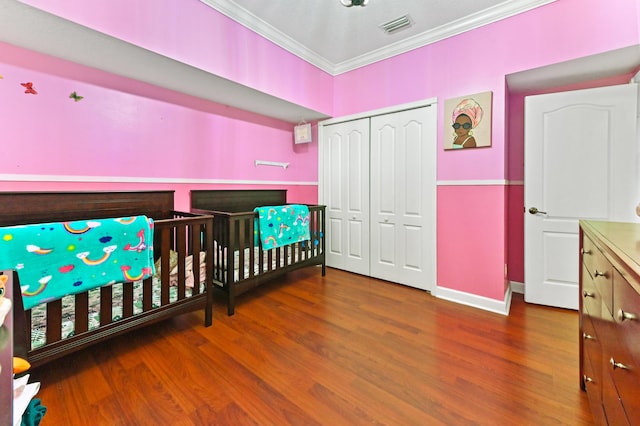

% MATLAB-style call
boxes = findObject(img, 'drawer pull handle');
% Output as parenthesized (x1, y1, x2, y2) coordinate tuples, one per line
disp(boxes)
(583, 375, 594, 384)
(593, 270, 607, 278)
(583, 332, 595, 341)
(582, 290, 595, 298)
(581, 248, 592, 255)
(617, 309, 637, 322)
(610, 357, 630, 370)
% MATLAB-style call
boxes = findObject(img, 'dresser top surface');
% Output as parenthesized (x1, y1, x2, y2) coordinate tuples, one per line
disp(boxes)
(580, 220, 640, 284)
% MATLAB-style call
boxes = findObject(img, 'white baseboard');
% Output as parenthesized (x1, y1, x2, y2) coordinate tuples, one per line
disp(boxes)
(510, 281, 524, 294)
(435, 285, 513, 316)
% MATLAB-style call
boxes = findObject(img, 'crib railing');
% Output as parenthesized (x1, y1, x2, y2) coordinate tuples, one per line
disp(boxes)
(204, 205, 325, 314)
(19, 211, 213, 368)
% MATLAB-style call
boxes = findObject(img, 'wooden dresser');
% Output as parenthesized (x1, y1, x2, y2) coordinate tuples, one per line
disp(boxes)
(579, 221, 640, 425)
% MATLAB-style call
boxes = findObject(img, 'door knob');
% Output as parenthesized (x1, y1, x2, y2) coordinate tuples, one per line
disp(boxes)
(528, 207, 547, 215)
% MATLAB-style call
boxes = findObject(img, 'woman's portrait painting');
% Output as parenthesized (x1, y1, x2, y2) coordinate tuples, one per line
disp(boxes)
(444, 91, 492, 150)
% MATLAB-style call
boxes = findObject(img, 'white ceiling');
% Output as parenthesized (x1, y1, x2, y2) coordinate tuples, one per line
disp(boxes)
(1, 0, 639, 123)
(201, 0, 556, 74)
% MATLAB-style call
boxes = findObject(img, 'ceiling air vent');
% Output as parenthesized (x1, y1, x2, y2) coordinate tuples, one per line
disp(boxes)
(380, 14, 412, 34)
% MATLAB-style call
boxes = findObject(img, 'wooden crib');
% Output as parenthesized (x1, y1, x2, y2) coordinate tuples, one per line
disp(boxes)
(0, 191, 214, 368)
(190, 190, 326, 315)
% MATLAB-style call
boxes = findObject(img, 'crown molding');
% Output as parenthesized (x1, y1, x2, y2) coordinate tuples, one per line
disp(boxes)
(200, 0, 557, 75)
(199, 0, 335, 72)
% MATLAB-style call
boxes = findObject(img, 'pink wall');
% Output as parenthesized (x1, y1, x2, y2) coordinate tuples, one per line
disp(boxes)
(3, 0, 640, 306)
(1, 181, 318, 212)
(0, 41, 320, 208)
(18, 0, 334, 116)
(333, 0, 640, 301)
(437, 186, 507, 300)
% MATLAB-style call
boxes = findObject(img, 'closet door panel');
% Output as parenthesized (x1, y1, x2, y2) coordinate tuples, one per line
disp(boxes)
(323, 119, 370, 275)
(404, 121, 423, 216)
(377, 223, 396, 265)
(328, 218, 344, 267)
(370, 106, 435, 290)
(404, 225, 422, 270)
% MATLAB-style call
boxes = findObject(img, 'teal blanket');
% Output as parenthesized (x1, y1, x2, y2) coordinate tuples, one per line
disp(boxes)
(254, 205, 311, 250)
(0, 216, 155, 310)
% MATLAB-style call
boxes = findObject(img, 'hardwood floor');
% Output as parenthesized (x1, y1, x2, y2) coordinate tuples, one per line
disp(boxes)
(31, 267, 594, 425)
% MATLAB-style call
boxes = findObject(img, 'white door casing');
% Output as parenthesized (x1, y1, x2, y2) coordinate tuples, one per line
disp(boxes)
(524, 84, 638, 309)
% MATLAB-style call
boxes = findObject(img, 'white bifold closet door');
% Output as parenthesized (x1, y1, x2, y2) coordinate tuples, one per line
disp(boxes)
(323, 118, 371, 276)
(322, 104, 436, 292)
(370, 106, 435, 290)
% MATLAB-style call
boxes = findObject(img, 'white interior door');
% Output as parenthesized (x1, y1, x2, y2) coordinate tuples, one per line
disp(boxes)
(370, 106, 436, 291)
(322, 118, 370, 275)
(525, 84, 638, 309)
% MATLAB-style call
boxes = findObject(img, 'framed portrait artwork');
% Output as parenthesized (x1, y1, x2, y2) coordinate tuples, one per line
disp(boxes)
(444, 91, 492, 150)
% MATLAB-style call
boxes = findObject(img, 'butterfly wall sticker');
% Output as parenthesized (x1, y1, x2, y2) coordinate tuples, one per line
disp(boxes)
(21, 82, 37, 95)
(69, 91, 84, 102)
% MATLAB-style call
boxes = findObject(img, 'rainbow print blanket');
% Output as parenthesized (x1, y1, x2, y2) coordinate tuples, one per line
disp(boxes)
(254, 205, 311, 250)
(0, 216, 155, 310)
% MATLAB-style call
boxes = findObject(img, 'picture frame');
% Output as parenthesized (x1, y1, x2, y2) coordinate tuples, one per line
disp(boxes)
(294, 122, 312, 144)
(444, 91, 492, 150)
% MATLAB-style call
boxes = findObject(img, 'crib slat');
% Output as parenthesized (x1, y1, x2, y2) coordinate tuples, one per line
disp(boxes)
(176, 224, 186, 301)
(143, 276, 153, 312)
(238, 219, 246, 280)
(191, 223, 203, 296)
(100, 286, 113, 326)
(46, 299, 62, 344)
(26, 309, 33, 350)
(247, 218, 255, 279)
(75, 292, 89, 334)
(275, 247, 281, 271)
(258, 247, 265, 275)
(160, 226, 171, 306)
(123, 281, 134, 318)
(309, 208, 316, 258)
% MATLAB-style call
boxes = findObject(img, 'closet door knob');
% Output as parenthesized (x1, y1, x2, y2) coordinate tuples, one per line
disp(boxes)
(581, 248, 592, 255)
(594, 270, 607, 278)
(528, 207, 547, 215)
(583, 332, 595, 341)
(583, 375, 594, 384)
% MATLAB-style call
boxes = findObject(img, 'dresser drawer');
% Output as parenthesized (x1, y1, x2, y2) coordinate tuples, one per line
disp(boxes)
(614, 272, 640, 364)
(582, 235, 598, 278)
(582, 264, 602, 321)
(582, 237, 614, 315)
(602, 369, 630, 426)
(612, 271, 640, 424)
(582, 314, 602, 394)
(593, 257, 614, 317)
(579, 221, 640, 426)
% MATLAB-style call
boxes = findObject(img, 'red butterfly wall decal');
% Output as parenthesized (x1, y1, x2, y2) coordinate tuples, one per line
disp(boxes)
(21, 82, 37, 95)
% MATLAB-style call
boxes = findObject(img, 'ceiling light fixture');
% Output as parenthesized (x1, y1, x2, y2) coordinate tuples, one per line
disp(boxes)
(340, 0, 369, 7)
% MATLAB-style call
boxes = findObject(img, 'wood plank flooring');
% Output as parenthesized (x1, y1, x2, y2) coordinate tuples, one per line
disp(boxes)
(30, 267, 594, 425)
